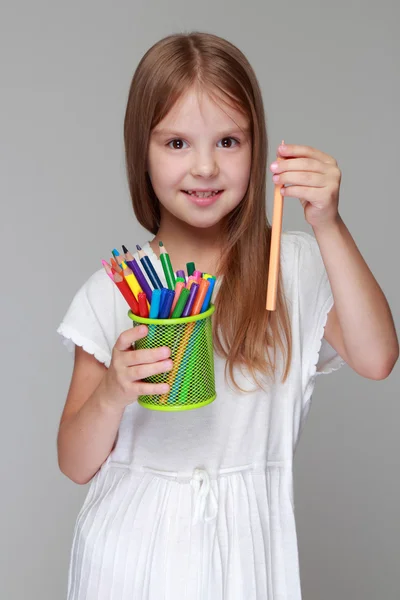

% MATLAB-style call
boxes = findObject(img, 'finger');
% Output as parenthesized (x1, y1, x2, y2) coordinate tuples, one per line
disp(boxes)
(274, 172, 325, 187)
(129, 358, 173, 381)
(134, 381, 171, 396)
(278, 144, 336, 165)
(114, 325, 149, 352)
(271, 158, 325, 174)
(122, 345, 171, 367)
(280, 185, 318, 199)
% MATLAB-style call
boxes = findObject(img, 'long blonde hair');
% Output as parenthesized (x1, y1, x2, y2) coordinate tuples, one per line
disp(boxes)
(124, 32, 292, 393)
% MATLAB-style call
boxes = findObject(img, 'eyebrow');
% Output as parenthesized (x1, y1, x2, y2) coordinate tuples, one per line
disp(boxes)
(152, 127, 250, 138)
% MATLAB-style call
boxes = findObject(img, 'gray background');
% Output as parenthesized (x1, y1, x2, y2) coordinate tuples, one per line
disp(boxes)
(1, 0, 399, 598)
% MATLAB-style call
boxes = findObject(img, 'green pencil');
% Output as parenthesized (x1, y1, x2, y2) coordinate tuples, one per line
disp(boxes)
(159, 242, 176, 290)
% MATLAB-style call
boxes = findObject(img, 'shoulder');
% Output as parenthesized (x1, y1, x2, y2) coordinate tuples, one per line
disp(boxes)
(80, 267, 130, 327)
(281, 230, 324, 269)
(282, 230, 318, 255)
(280, 230, 327, 297)
(83, 267, 116, 304)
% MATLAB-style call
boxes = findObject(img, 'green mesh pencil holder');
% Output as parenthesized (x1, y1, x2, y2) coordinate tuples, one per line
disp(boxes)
(127, 304, 216, 411)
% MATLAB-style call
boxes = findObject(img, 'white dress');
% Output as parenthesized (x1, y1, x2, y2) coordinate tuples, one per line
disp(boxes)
(57, 231, 346, 600)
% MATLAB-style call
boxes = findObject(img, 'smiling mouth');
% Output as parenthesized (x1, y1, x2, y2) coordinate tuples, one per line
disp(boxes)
(182, 190, 223, 198)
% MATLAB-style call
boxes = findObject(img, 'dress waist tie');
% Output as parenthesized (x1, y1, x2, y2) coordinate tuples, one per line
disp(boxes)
(140, 462, 266, 524)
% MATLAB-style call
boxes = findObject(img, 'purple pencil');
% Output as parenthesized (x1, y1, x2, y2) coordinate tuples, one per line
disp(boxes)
(122, 245, 153, 304)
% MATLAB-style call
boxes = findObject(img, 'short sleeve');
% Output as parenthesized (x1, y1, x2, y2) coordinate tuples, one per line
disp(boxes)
(296, 232, 346, 391)
(56, 268, 117, 367)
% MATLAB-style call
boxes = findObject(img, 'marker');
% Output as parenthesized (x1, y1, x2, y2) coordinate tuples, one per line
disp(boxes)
(158, 289, 175, 319)
(181, 282, 199, 317)
(201, 277, 216, 312)
(176, 269, 186, 284)
(171, 287, 190, 318)
(169, 281, 186, 317)
(190, 278, 210, 315)
(149, 288, 161, 319)
(138, 292, 149, 318)
(186, 262, 195, 277)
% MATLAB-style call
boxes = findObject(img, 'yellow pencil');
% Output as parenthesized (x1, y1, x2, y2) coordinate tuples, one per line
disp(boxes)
(121, 261, 150, 310)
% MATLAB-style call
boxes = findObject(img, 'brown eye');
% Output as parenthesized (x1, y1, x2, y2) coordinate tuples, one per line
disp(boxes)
(168, 139, 187, 150)
(219, 137, 239, 148)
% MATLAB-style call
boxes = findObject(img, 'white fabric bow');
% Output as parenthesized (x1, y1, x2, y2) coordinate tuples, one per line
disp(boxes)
(190, 468, 218, 524)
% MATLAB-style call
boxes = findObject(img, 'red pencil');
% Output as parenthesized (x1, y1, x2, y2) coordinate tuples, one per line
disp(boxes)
(102, 260, 139, 314)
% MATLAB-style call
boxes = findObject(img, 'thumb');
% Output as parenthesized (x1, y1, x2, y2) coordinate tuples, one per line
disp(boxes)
(114, 325, 148, 352)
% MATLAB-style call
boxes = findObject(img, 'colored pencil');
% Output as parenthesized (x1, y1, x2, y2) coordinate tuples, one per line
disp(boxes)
(266, 139, 285, 311)
(102, 260, 139, 314)
(119, 261, 150, 310)
(159, 241, 176, 290)
(110, 257, 123, 274)
(136, 244, 163, 290)
(122, 245, 153, 304)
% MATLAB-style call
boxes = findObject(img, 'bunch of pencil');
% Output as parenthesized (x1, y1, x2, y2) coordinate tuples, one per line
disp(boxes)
(102, 241, 217, 319)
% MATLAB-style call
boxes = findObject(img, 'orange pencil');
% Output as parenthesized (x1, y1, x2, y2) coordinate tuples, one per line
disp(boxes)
(111, 257, 123, 274)
(266, 139, 285, 311)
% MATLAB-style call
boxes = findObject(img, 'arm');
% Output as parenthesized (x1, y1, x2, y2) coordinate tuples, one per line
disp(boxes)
(314, 215, 399, 379)
(57, 325, 173, 485)
(57, 347, 125, 485)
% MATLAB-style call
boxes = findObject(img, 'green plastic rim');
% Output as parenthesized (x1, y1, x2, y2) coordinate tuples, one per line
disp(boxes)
(138, 394, 216, 412)
(128, 303, 215, 325)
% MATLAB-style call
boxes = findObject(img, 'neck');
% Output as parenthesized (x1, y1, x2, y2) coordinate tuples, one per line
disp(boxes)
(148, 217, 223, 276)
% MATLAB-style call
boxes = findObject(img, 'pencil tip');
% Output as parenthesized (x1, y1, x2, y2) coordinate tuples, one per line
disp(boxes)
(136, 244, 142, 250)
(122, 245, 128, 253)
(159, 241, 163, 247)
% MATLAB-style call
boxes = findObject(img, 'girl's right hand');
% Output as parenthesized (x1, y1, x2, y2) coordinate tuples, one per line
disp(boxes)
(102, 325, 173, 408)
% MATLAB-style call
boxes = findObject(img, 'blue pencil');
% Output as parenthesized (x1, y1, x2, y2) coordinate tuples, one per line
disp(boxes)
(136, 245, 163, 289)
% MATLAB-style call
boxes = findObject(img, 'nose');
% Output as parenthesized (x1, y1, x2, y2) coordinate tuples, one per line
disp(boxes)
(190, 150, 219, 178)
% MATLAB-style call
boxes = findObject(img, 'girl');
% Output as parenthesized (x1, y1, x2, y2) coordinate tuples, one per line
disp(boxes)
(57, 32, 398, 600)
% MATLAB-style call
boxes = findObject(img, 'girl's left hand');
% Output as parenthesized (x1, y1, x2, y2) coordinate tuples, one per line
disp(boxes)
(269, 143, 342, 229)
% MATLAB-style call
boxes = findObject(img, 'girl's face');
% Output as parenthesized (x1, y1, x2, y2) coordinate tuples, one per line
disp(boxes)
(147, 87, 252, 230)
